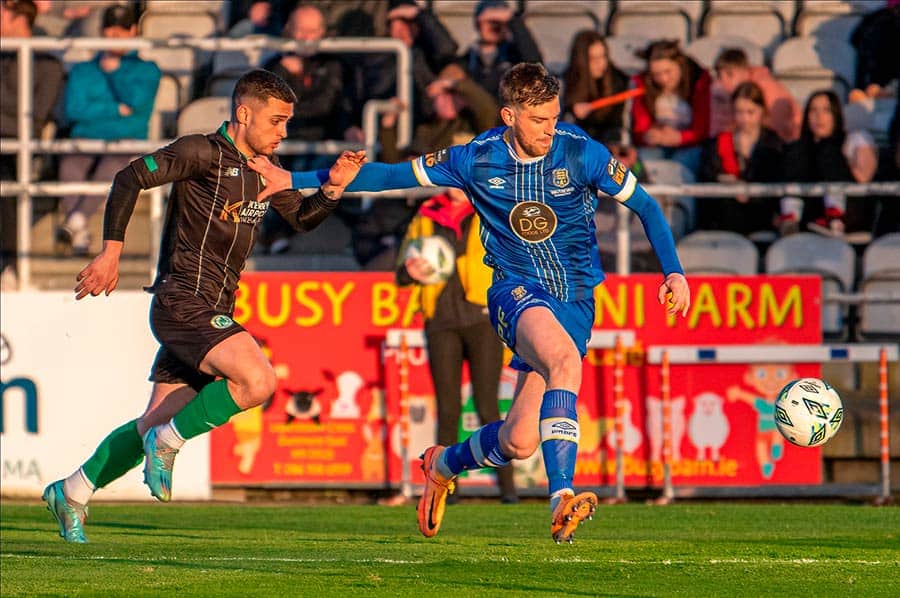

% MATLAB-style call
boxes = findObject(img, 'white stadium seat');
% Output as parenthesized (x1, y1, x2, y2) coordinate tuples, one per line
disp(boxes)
(677, 231, 760, 275)
(766, 232, 856, 339)
(605, 35, 651, 76)
(701, 2, 790, 59)
(772, 37, 856, 88)
(524, 6, 599, 76)
(608, 3, 694, 45)
(644, 159, 696, 239)
(859, 233, 900, 340)
(139, 10, 219, 40)
(177, 97, 232, 137)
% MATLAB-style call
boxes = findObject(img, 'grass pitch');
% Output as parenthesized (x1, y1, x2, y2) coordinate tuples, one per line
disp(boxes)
(1, 500, 898, 597)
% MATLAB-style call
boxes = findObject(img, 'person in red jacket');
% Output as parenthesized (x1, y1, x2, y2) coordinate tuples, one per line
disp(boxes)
(631, 40, 711, 176)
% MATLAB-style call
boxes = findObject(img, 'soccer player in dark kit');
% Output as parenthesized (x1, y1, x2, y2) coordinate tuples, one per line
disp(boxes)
(43, 69, 366, 543)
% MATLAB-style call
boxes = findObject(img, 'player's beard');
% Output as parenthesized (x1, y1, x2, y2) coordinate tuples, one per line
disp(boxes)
(513, 129, 551, 159)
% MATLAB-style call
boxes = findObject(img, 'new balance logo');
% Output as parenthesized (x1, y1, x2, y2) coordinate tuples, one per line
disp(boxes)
(488, 176, 505, 189)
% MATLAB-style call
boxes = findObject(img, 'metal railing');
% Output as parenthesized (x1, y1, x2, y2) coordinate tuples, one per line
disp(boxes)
(0, 35, 413, 288)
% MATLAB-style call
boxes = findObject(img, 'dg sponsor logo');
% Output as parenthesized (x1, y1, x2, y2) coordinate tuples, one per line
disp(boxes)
(210, 315, 234, 329)
(508, 201, 557, 243)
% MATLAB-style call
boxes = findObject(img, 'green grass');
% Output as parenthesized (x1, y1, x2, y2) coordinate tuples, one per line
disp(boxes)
(1, 501, 898, 597)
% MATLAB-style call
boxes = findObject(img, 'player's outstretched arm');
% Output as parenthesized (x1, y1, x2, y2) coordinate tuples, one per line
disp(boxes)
(249, 153, 423, 201)
(75, 240, 121, 300)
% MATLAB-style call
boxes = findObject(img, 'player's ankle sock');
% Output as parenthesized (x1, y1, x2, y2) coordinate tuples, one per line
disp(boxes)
(155, 421, 186, 450)
(63, 468, 94, 506)
(171, 379, 241, 440)
(79, 418, 144, 491)
(550, 488, 574, 513)
(439, 420, 510, 478)
(540, 389, 579, 496)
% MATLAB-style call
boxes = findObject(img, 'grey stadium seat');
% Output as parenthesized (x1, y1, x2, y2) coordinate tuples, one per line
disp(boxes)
(701, 1, 791, 59)
(676, 231, 759, 275)
(859, 233, 900, 340)
(607, 2, 695, 45)
(431, 0, 479, 50)
(139, 47, 197, 108)
(523, 6, 599, 76)
(794, 0, 881, 41)
(772, 37, 856, 89)
(765, 232, 856, 339)
(147, 73, 181, 140)
(686, 36, 765, 70)
(177, 97, 231, 137)
(139, 10, 219, 39)
(605, 35, 651, 76)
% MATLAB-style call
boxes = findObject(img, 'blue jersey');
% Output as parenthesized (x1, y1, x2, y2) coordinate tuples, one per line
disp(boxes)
(407, 123, 637, 302)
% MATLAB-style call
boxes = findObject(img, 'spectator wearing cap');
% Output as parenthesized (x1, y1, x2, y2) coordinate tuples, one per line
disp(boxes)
(458, 0, 542, 98)
(56, 4, 160, 255)
(0, 0, 64, 287)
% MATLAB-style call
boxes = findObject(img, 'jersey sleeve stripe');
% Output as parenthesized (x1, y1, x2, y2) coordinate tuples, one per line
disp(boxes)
(411, 157, 435, 187)
(613, 171, 637, 202)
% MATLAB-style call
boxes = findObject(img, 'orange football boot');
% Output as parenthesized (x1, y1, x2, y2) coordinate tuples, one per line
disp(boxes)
(550, 490, 598, 544)
(417, 446, 456, 538)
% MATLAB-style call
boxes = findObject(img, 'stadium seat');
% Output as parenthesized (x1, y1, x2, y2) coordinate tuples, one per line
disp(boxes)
(143, 0, 228, 30)
(147, 73, 181, 140)
(139, 10, 219, 39)
(701, 2, 790, 59)
(676, 231, 759, 275)
(176, 97, 231, 136)
(794, 0, 879, 41)
(607, 2, 695, 45)
(643, 159, 696, 239)
(685, 36, 765, 70)
(765, 232, 856, 339)
(772, 37, 855, 105)
(206, 72, 241, 98)
(605, 35, 650, 76)
(139, 47, 197, 108)
(523, 5, 600, 76)
(858, 233, 900, 340)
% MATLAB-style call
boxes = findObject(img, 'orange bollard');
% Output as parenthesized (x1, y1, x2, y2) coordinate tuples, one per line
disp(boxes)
(657, 349, 675, 504)
(398, 333, 412, 499)
(610, 335, 627, 504)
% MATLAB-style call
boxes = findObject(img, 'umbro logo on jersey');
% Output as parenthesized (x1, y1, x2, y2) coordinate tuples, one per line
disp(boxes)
(488, 176, 505, 189)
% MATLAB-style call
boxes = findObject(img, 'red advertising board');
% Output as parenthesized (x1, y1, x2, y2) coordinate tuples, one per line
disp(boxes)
(210, 273, 822, 490)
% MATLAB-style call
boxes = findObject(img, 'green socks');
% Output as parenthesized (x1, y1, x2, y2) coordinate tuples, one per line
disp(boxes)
(80, 419, 144, 489)
(172, 379, 242, 440)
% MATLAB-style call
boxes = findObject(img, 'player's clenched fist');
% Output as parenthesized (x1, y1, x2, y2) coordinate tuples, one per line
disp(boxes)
(658, 272, 690, 317)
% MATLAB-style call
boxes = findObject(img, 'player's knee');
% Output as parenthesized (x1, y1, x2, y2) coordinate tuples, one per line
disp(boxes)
(241, 366, 277, 407)
(500, 427, 539, 460)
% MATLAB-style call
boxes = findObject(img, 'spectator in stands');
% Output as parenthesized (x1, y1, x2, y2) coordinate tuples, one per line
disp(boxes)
(872, 121, 899, 237)
(55, 4, 160, 256)
(379, 63, 499, 163)
(260, 3, 344, 254)
(227, 0, 279, 38)
(458, 0, 542, 98)
(632, 40, 711, 176)
(710, 47, 800, 143)
(0, 0, 64, 287)
(781, 90, 879, 237)
(381, 0, 459, 127)
(395, 186, 517, 505)
(563, 30, 630, 146)
(850, 0, 899, 101)
(698, 82, 784, 236)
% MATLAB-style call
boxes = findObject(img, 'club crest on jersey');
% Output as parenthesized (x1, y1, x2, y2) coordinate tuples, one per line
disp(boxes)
(552, 168, 569, 188)
(607, 157, 627, 185)
(488, 176, 505, 189)
(511, 286, 527, 301)
(220, 200, 243, 223)
(210, 315, 234, 329)
(509, 201, 557, 243)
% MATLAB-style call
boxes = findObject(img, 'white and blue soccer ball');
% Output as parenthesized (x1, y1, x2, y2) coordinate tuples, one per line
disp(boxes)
(774, 378, 844, 447)
(405, 235, 456, 285)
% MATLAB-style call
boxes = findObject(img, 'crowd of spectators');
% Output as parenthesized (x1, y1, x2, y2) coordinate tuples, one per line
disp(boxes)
(1, 0, 898, 282)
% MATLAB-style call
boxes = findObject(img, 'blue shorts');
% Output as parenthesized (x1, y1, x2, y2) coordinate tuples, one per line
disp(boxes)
(487, 277, 595, 372)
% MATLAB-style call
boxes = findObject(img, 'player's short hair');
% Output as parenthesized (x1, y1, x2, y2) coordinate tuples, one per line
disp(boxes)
(714, 48, 750, 73)
(499, 63, 560, 109)
(2, 0, 37, 28)
(232, 69, 297, 115)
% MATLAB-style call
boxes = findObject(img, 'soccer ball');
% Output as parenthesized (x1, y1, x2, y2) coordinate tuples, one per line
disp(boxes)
(774, 378, 844, 447)
(405, 235, 456, 284)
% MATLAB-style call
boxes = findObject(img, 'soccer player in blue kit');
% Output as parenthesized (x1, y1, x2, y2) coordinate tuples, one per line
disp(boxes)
(250, 63, 691, 544)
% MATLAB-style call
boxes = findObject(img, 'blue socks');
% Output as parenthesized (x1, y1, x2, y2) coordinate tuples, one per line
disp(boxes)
(439, 420, 510, 478)
(540, 389, 579, 496)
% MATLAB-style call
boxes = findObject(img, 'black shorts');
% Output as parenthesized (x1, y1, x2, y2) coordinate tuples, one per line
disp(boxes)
(148, 290, 245, 391)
